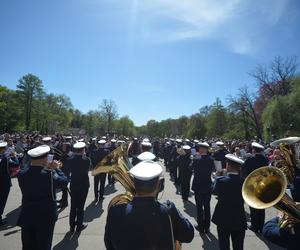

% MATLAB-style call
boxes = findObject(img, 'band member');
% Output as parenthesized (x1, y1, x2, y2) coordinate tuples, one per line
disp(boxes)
(212, 154, 247, 250)
(191, 142, 215, 233)
(169, 139, 181, 185)
(213, 141, 229, 175)
(263, 215, 300, 250)
(93, 140, 110, 202)
(65, 141, 91, 232)
(243, 142, 269, 233)
(0, 141, 19, 226)
(177, 145, 192, 200)
(104, 160, 194, 249)
(108, 139, 118, 185)
(59, 142, 73, 208)
(127, 137, 140, 158)
(132, 141, 152, 166)
(17, 145, 68, 250)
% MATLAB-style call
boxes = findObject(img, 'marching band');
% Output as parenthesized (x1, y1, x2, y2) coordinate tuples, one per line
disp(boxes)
(0, 133, 300, 250)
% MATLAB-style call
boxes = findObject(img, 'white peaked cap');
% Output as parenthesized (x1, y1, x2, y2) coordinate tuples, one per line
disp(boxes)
(0, 141, 8, 148)
(251, 142, 264, 149)
(176, 139, 182, 143)
(73, 142, 86, 149)
(141, 142, 152, 147)
(182, 145, 191, 150)
(28, 145, 50, 158)
(78, 139, 85, 142)
(130, 160, 163, 181)
(216, 141, 224, 146)
(194, 139, 200, 143)
(185, 139, 190, 142)
(225, 154, 244, 165)
(142, 138, 150, 143)
(98, 139, 106, 144)
(65, 136, 72, 139)
(198, 142, 210, 148)
(111, 139, 117, 143)
(42, 136, 52, 142)
(137, 151, 156, 161)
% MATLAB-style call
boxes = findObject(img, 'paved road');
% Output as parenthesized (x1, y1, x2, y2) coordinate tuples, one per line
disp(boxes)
(0, 160, 283, 250)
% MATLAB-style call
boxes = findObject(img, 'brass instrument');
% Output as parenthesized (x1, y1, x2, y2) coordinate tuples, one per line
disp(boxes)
(270, 137, 300, 183)
(242, 166, 300, 228)
(92, 144, 135, 208)
(92, 144, 182, 249)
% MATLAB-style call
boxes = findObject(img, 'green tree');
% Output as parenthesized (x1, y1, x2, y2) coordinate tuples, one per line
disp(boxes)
(99, 99, 118, 134)
(17, 74, 44, 130)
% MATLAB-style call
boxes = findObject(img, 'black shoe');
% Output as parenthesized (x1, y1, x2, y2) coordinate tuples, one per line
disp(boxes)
(0, 218, 7, 227)
(76, 223, 88, 232)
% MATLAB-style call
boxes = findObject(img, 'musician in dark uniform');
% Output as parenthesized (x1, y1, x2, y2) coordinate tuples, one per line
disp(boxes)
(132, 141, 152, 166)
(170, 139, 181, 185)
(263, 216, 300, 250)
(212, 154, 247, 250)
(17, 145, 68, 250)
(243, 142, 269, 233)
(104, 160, 194, 249)
(108, 139, 118, 185)
(213, 141, 229, 174)
(191, 142, 215, 233)
(177, 145, 192, 201)
(65, 141, 91, 232)
(0, 141, 19, 226)
(59, 142, 73, 208)
(93, 139, 110, 202)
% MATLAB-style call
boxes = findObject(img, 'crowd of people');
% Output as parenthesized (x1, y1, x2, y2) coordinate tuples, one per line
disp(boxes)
(0, 132, 300, 250)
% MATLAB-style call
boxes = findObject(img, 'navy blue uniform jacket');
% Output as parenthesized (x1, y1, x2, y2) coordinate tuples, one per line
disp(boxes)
(263, 217, 300, 250)
(242, 154, 269, 178)
(191, 155, 214, 194)
(212, 174, 247, 230)
(17, 166, 68, 227)
(0, 154, 19, 186)
(65, 154, 91, 190)
(104, 197, 194, 250)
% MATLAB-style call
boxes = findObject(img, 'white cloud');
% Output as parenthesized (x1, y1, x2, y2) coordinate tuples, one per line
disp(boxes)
(105, 0, 290, 55)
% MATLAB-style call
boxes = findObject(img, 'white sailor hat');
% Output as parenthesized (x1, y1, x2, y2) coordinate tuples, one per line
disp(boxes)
(73, 141, 86, 149)
(141, 141, 152, 147)
(28, 145, 50, 158)
(137, 152, 156, 161)
(225, 154, 244, 165)
(182, 145, 191, 150)
(78, 138, 85, 142)
(216, 141, 224, 146)
(98, 139, 106, 144)
(251, 142, 264, 150)
(142, 138, 150, 143)
(0, 141, 8, 148)
(111, 139, 117, 143)
(42, 136, 52, 142)
(198, 142, 210, 148)
(130, 160, 163, 181)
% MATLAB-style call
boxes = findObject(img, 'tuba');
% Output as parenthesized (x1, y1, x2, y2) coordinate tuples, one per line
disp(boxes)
(242, 166, 300, 228)
(270, 137, 300, 183)
(92, 144, 182, 250)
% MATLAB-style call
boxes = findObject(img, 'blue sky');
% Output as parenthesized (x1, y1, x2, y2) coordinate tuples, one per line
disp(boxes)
(1, 0, 300, 126)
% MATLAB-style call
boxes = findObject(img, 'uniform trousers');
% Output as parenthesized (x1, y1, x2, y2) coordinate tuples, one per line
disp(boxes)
(0, 183, 11, 220)
(94, 173, 106, 199)
(70, 188, 88, 228)
(217, 227, 245, 250)
(195, 193, 211, 231)
(180, 174, 191, 200)
(249, 207, 265, 232)
(21, 222, 55, 250)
